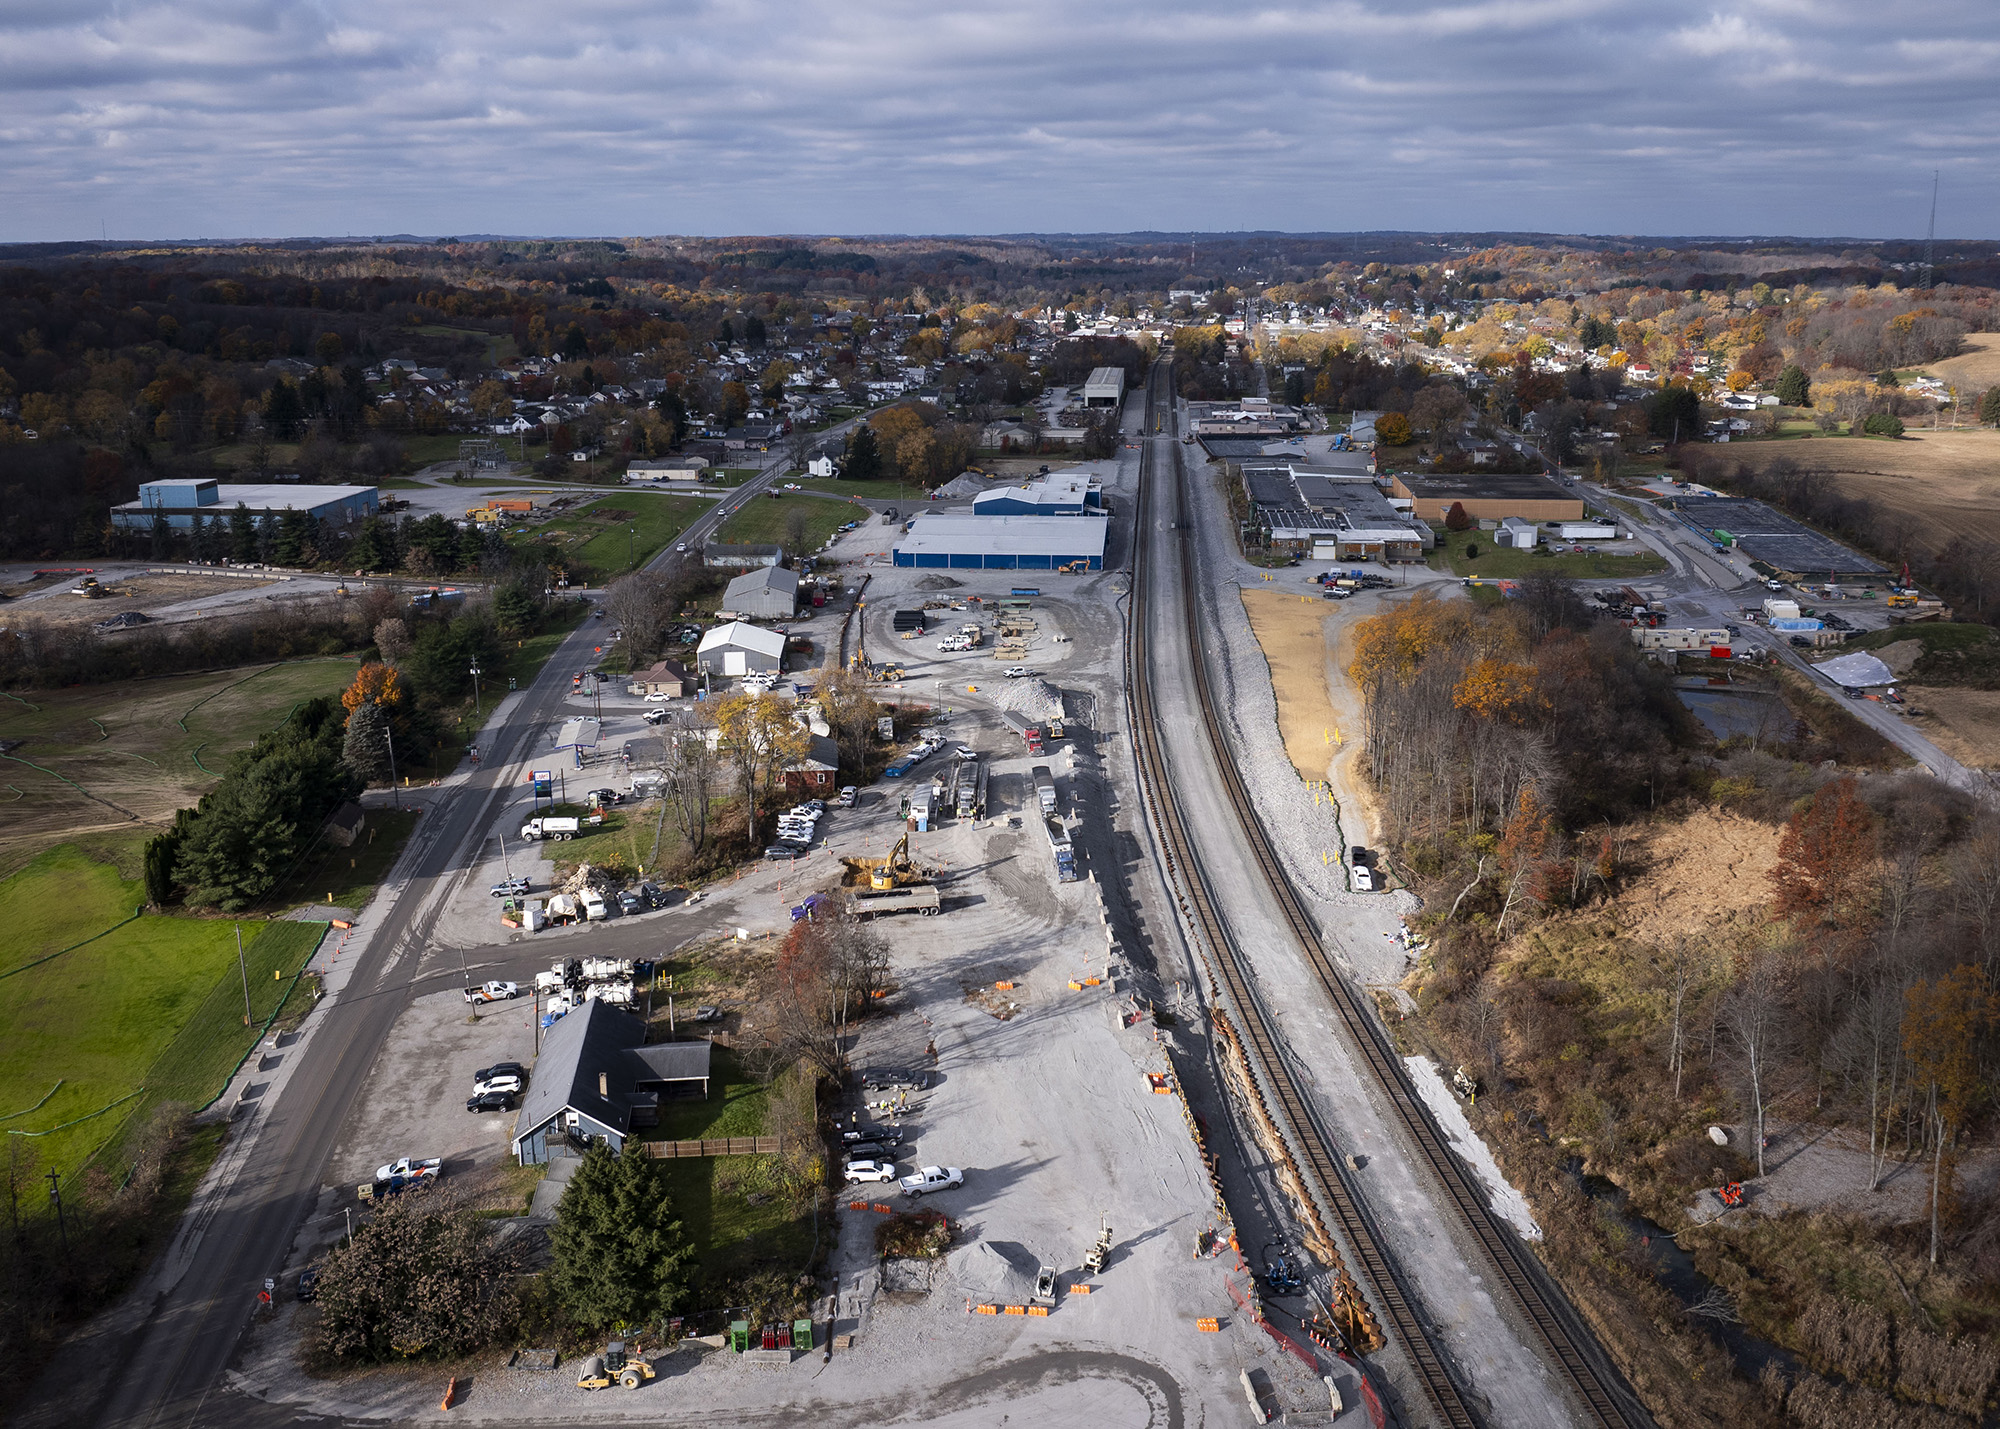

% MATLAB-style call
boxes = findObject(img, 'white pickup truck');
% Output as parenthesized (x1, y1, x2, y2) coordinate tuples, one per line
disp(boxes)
(375, 1156, 442, 1182)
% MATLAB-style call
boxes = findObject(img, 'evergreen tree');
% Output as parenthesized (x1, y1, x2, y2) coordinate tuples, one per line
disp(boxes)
(744, 314, 767, 348)
(229, 502, 258, 562)
(264, 379, 304, 439)
(1775, 364, 1811, 408)
(272, 509, 309, 565)
(493, 581, 538, 636)
(845, 423, 883, 482)
(341, 700, 393, 783)
(549, 1142, 691, 1333)
(1980, 387, 2000, 427)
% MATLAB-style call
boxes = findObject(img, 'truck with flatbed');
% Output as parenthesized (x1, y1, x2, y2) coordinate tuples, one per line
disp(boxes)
(845, 884, 942, 919)
(522, 816, 581, 841)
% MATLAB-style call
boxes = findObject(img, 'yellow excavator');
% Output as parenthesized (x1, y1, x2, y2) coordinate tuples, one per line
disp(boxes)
(870, 830, 922, 890)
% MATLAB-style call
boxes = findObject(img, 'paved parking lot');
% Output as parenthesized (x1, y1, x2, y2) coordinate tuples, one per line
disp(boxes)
(327, 986, 538, 1187)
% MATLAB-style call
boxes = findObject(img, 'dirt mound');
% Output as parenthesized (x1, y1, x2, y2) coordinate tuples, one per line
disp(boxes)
(914, 574, 963, 591)
(1871, 639, 1924, 677)
(1606, 809, 1780, 944)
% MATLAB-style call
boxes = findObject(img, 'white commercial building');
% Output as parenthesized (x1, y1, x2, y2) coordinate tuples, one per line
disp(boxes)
(1082, 367, 1126, 409)
(695, 621, 786, 677)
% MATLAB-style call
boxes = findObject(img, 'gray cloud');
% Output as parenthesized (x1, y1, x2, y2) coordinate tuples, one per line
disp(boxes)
(0, 0, 1995, 240)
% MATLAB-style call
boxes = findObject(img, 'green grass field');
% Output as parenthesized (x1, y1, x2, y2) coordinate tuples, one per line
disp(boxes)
(530, 494, 714, 578)
(0, 843, 324, 1183)
(794, 477, 930, 503)
(0, 659, 360, 876)
(716, 494, 852, 550)
(1436, 542, 1669, 580)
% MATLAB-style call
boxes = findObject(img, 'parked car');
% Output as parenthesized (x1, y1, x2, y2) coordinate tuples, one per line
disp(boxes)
(296, 1266, 320, 1302)
(588, 788, 623, 806)
(1349, 846, 1370, 866)
(489, 877, 531, 897)
(763, 845, 810, 861)
(617, 890, 642, 915)
(1004, 666, 1029, 678)
(844, 1160, 897, 1185)
(691, 1005, 723, 1023)
(464, 980, 521, 1004)
(466, 1090, 517, 1113)
(644, 691, 674, 703)
(473, 1074, 524, 1097)
(799, 798, 826, 815)
(843, 1141, 897, 1164)
(899, 1165, 964, 1198)
(1352, 865, 1376, 892)
(841, 1128, 903, 1147)
(644, 708, 668, 724)
(837, 786, 858, 807)
(476, 1062, 527, 1084)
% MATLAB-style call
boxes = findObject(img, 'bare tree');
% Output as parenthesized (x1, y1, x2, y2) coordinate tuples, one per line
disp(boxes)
(603, 572, 671, 662)
(1655, 935, 1718, 1102)
(1949, 816, 2000, 982)
(1724, 953, 1788, 1178)
(784, 426, 815, 474)
(663, 711, 717, 858)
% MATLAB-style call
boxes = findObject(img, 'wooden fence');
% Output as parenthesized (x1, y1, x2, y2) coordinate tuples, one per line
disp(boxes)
(641, 1136, 781, 1158)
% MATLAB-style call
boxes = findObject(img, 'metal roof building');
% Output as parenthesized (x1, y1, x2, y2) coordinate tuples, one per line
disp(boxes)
(721, 565, 799, 618)
(1082, 367, 1127, 408)
(695, 620, 786, 676)
(971, 472, 1103, 517)
(893, 514, 1107, 571)
(112, 478, 379, 532)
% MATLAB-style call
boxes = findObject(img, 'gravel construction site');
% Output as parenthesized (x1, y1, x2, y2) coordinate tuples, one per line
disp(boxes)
(222, 433, 1382, 1426)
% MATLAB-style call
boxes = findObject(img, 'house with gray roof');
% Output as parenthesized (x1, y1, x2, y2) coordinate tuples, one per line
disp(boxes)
(511, 999, 712, 1166)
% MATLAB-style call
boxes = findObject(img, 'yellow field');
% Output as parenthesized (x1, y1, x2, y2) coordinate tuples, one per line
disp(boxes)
(1717, 428, 2000, 558)
(1238, 589, 1341, 781)
(1926, 332, 2000, 393)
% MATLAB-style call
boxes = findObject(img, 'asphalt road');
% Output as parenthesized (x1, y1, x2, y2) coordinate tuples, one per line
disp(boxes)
(20, 423, 859, 1429)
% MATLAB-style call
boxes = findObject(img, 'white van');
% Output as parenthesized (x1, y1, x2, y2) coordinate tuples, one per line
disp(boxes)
(580, 891, 608, 920)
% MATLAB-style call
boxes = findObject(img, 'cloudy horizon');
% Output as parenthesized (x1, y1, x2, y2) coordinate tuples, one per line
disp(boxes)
(4, 0, 1996, 244)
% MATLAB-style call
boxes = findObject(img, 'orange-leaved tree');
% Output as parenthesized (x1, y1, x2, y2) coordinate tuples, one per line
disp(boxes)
(1375, 412, 1412, 446)
(1769, 777, 1875, 945)
(1903, 965, 1998, 1263)
(342, 661, 401, 713)
(1452, 658, 1544, 723)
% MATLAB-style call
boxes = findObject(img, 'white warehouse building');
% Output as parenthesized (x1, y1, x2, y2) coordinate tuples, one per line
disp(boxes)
(695, 621, 785, 677)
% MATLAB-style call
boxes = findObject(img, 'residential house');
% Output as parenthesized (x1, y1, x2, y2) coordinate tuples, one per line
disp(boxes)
(511, 1000, 713, 1166)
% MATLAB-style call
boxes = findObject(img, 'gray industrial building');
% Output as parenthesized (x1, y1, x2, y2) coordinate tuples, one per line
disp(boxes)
(1082, 367, 1127, 409)
(1245, 462, 1429, 560)
(721, 564, 799, 618)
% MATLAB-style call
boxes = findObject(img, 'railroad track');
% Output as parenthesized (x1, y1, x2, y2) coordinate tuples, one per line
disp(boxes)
(1123, 360, 1648, 1429)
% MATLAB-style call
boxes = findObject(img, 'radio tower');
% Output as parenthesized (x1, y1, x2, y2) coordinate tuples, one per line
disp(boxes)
(1922, 170, 1938, 290)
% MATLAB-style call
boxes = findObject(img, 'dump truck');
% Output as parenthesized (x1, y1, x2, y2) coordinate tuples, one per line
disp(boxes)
(521, 816, 581, 841)
(1046, 816, 1077, 883)
(1031, 765, 1057, 816)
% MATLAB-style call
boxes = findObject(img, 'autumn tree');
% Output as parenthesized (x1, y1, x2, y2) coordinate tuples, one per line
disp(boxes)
(815, 668, 884, 776)
(1770, 777, 1877, 949)
(341, 661, 401, 713)
(1443, 501, 1472, 532)
(1375, 411, 1412, 446)
(1452, 658, 1543, 723)
(1903, 965, 1998, 1263)
(713, 692, 812, 847)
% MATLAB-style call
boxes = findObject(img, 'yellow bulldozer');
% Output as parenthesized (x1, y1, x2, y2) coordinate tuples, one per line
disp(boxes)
(576, 1341, 655, 1390)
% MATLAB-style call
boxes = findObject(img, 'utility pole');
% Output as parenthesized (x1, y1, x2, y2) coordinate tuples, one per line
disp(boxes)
(46, 1171, 67, 1257)
(470, 660, 483, 719)
(385, 726, 399, 811)
(236, 923, 252, 1026)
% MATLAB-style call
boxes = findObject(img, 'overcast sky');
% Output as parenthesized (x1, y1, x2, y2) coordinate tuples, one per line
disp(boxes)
(3, 0, 1996, 244)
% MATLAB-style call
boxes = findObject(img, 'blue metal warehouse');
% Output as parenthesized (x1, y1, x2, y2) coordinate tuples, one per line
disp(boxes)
(111, 479, 380, 532)
(894, 514, 1107, 571)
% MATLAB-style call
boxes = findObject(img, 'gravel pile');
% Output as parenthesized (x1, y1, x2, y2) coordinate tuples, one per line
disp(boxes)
(988, 677, 1065, 726)
(913, 573, 964, 591)
(933, 473, 989, 500)
(947, 1238, 1043, 1303)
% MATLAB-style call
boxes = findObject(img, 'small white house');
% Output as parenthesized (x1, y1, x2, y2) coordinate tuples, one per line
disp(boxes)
(1496, 517, 1540, 549)
(695, 621, 785, 678)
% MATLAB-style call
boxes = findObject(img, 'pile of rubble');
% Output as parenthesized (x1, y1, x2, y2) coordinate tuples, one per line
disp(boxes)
(560, 862, 623, 897)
